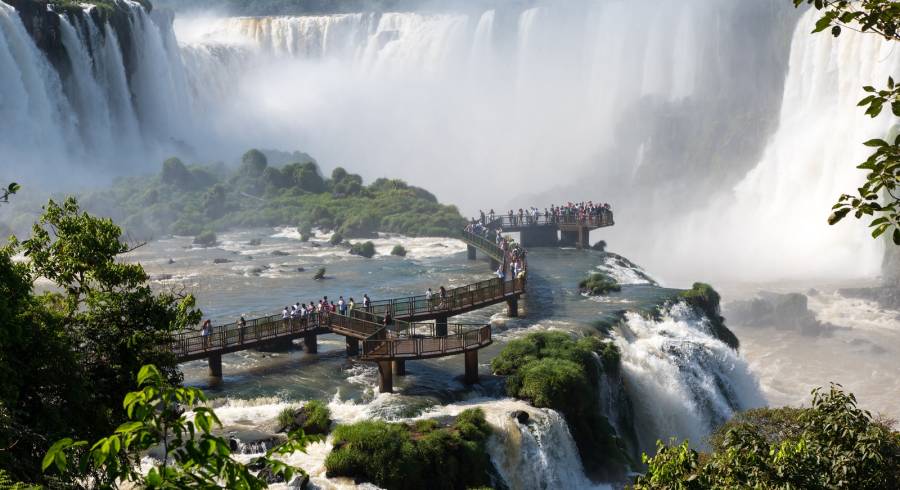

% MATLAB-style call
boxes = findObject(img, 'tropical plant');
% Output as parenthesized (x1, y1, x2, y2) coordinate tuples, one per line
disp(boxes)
(631, 384, 900, 489)
(43, 365, 317, 488)
(0, 198, 200, 483)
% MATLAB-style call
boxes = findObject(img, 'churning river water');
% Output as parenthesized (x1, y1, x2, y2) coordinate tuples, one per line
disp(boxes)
(123, 227, 898, 489)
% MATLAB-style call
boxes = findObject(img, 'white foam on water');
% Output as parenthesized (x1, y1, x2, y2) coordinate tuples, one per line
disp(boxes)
(615, 302, 765, 452)
(808, 292, 900, 334)
(596, 254, 657, 286)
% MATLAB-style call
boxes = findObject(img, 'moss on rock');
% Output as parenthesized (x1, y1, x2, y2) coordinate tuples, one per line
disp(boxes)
(491, 331, 628, 480)
(579, 272, 621, 295)
(678, 282, 739, 350)
(324, 408, 494, 489)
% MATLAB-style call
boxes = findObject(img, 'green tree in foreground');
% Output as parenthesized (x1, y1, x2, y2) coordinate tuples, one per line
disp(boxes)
(0, 197, 200, 484)
(796, 1, 900, 244)
(44, 365, 317, 488)
(632, 384, 900, 489)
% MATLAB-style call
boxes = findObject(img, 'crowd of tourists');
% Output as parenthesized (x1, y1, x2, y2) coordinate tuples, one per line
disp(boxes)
(474, 201, 612, 227)
(464, 218, 528, 282)
(197, 217, 537, 345)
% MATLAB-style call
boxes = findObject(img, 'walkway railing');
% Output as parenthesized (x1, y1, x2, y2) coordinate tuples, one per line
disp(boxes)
(172, 224, 525, 362)
(488, 212, 614, 229)
(368, 276, 524, 320)
(361, 323, 491, 360)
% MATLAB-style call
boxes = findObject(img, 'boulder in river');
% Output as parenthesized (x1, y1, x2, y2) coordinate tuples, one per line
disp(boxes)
(724, 291, 841, 336)
(213, 258, 231, 264)
(513, 410, 530, 424)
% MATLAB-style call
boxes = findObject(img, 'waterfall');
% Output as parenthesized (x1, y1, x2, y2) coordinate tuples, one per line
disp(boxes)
(1, 0, 890, 281)
(59, 14, 113, 154)
(645, 8, 900, 282)
(0, 1, 75, 168)
(614, 302, 765, 453)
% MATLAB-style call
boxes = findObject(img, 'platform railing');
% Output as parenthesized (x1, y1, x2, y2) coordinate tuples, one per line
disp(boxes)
(360, 323, 491, 360)
(488, 212, 613, 229)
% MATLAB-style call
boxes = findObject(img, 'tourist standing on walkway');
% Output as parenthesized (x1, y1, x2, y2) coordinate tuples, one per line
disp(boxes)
(425, 288, 433, 311)
(363, 293, 371, 312)
(338, 296, 346, 315)
(438, 286, 447, 309)
(348, 297, 355, 313)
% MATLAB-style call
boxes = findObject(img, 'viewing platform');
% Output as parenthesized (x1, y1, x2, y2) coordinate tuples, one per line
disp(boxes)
(171, 229, 524, 393)
(486, 213, 614, 248)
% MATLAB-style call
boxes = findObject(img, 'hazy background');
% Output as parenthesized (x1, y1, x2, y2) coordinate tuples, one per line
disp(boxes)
(2, 0, 897, 285)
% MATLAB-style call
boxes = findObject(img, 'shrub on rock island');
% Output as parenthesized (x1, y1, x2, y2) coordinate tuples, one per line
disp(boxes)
(491, 331, 628, 480)
(278, 400, 331, 435)
(678, 282, 739, 349)
(324, 408, 493, 490)
(579, 272, 621, 295)
(349, 241, 376, 258)
(193, 230, 217, 247)
(390, 244, 407, 257)
(329, 232, 343, 246)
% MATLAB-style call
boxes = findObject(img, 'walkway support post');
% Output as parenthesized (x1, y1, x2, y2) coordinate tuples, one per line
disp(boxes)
(208, 353, 222, 378)
(467, 245, 476, 260)
(346, 337, 359, 356)
(393, 360, 406, 376)
(378, 361, 393, 393)
(304, 333, 317, 354)
(464, 350, 478, 384)
(436, 315, 448, 337)
(507, 296, 519, 317)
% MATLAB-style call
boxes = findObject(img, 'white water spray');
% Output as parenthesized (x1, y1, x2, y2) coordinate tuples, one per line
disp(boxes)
(614, 302, 765, 452)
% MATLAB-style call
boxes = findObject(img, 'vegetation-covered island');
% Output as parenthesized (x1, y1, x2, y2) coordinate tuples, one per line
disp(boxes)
(83, 149, 465, 240)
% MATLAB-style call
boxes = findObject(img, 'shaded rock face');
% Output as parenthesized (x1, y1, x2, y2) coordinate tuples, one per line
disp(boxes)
(4, 0, 66, 67)
(725, 291, 840, 336)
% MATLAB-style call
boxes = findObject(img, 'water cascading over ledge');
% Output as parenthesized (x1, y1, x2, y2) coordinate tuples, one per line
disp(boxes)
(0, 0, 194, 177)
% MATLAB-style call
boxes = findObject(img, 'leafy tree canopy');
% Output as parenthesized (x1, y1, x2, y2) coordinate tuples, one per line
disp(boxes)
(0, 197, 200, 484)
(631, 384, 900, 489)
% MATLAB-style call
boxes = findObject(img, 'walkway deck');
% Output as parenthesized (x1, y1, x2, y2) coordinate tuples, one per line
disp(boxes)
(170, 228, 525, 392)
(487, 213, 614, 248)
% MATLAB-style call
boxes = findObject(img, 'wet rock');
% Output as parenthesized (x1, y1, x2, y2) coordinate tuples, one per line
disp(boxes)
(248, 238, 262, 246)
(513, 410, 530, 424)
(288, 474, 310, 489)
(167, 258, 175, 264)
(725, 291, 841, 336)
(296, 267, 305, 272)
(310, 242, 321, 248)
(151, 273, 172, 281)
(256, 467, 285, 484)
(213, 258, 232, 264)
(272, 250, 290, 256)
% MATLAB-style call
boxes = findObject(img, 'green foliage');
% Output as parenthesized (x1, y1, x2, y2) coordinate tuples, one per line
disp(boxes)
(0, 198, 201, 484)
(43, 364, 318, 488)
(390, 244, 407, 257)
(0, 182, 19, 204)
(579, 272, 621, 295)
(81, 152, 464, 241)
(678, 282, 739, 350)
(240, 149, 268, 178)
(313, 267, 326, 280)
(193, 229, 217, 247)
(0, 470, 37, 489)
(796, 0, 900, 245)
(329, 232, 343, 246)
(349, 241, 376, 258)
(491, 332, 627, 478)
(632, 384, 900, 489)
(278, 400, 331, 435)
(324, 408, 493, 489)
